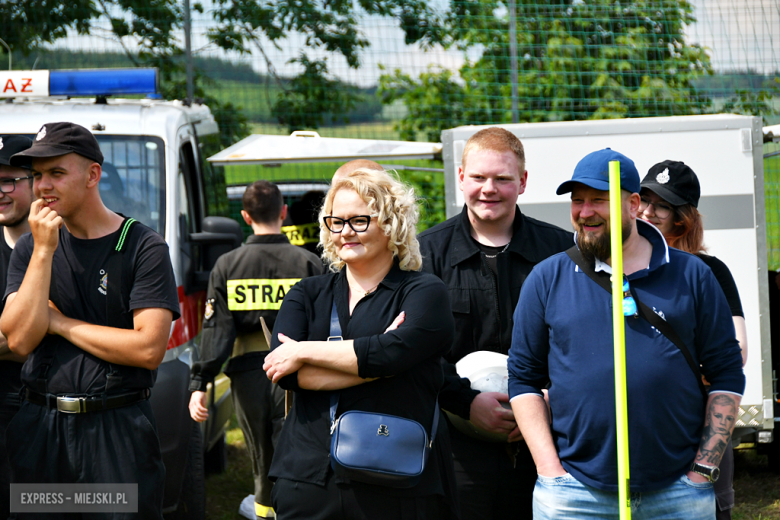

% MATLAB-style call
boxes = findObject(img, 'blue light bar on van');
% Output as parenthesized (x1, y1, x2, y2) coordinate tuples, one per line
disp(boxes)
(0, 69, 158, 98)
(49, 69, 158, 96)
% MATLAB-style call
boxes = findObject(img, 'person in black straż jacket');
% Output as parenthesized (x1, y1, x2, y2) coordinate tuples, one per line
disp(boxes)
(189, 180, 323, 519)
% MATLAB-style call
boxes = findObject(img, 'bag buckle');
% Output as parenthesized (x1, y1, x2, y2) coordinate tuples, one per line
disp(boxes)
(56, 396, 86, 414)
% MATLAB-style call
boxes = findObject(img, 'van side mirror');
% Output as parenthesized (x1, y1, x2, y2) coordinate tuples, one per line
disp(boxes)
(187, 216, 243, 291)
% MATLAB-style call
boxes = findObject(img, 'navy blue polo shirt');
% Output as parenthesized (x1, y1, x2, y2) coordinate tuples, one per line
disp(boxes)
(508, 220, 744, 492)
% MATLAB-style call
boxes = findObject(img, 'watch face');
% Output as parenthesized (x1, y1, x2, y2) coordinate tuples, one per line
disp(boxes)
(691, 462, 720, 482)
(711, 467, 720, 482)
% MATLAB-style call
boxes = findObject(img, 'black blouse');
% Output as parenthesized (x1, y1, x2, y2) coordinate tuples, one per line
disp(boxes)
(268, 262, 456, 498)
(699, 254, 744, 318)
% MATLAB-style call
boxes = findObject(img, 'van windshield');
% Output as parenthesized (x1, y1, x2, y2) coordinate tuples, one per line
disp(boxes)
(95, 135, 165, 235)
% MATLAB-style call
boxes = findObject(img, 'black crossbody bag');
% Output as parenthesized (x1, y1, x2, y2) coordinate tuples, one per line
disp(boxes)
(565, 246, 708, 400)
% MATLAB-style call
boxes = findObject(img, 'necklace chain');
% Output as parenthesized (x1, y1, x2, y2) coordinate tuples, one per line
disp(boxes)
(483, 242, 510, 259)
(349, 281, 379, 297)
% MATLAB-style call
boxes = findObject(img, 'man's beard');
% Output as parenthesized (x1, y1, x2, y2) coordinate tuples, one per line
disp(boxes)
(575, 215, 632, 263)
(0, 209, 30, 229)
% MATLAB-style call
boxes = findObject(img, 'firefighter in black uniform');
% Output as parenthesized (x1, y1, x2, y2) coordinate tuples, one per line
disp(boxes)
(189, 180, 323, 520)
(2, 122, 180, 519)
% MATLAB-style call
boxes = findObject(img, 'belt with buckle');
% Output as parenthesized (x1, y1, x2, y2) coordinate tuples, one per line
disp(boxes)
(24, 388, 151, 414)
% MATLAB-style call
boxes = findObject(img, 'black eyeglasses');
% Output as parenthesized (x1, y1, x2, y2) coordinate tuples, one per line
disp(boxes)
(639, 198, 673, 219)
(0, 175, 34, 194)
(323, 215, 372, 233)
(622, 278, 638, 318)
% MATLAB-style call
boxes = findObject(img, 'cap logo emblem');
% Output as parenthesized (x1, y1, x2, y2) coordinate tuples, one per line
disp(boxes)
(0, 138, 3, 150)
(36, 126, 47, 142)
(656, 168, 670, 184)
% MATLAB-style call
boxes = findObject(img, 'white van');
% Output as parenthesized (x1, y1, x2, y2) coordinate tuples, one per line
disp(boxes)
(0, 69, 241, 519)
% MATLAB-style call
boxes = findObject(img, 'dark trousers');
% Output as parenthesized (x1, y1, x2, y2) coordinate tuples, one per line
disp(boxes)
(272, 475, 450, 520)
(715, 440, 735, 520)
(6, 399, 164, 520)
(450, 427, 536, 520)
(0, 396, 20, 520)
(230, 369, 286, 507)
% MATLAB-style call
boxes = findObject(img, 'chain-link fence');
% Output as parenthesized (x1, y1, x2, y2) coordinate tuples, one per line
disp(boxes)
(1, 1, 778, 234)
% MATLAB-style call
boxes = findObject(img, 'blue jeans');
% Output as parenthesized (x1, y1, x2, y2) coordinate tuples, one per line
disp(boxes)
(534, 472, 715, 520)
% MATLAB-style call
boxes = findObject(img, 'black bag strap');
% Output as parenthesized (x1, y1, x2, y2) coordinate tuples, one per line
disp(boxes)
(565, 246, 708, 400)
(327, 300, 440, 444)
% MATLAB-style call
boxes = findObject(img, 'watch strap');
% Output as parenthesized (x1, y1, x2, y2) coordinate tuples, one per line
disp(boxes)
(690, 462, 720, 482)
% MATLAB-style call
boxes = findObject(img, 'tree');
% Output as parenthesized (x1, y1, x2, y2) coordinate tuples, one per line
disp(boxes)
(0, 1, 445, 134)
(205, 0, 445, 132)
(380, 0, 715, 141)
(0, 0, 248, 146)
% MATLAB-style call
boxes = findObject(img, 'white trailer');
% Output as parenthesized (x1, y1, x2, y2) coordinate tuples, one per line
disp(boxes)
(441, 114, 773, 446)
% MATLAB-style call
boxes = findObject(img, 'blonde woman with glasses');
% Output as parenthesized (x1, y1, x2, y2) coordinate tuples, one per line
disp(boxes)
(263, 169, 459, 520)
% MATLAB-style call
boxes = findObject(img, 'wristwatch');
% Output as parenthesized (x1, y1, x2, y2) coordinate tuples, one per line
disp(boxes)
(690, 462, 720, 482)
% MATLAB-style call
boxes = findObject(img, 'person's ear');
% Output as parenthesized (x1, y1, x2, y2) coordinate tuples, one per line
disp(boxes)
(86, 163, 101, 188)
(626, 192, 642, 218)
(240, 210, 253, 227)
(280, 204, 288, 222)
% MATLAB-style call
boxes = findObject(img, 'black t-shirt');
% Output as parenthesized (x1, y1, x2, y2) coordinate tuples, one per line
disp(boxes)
(268, 264, 456, 501)
(4, 222, 181, 395)
(0, 227, 23, 406)
(699, 254, 744, 318)
(471, 236, 508, 275)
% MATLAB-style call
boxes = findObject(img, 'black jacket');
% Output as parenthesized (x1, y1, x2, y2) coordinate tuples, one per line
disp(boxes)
(189, 234, 324, 391)
(418, 206, 573, 419)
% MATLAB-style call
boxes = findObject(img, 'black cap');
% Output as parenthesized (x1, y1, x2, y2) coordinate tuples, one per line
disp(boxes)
(10, 122, 103, 167)
(0, 135, 33, 168)
(640, 160, 700, 208)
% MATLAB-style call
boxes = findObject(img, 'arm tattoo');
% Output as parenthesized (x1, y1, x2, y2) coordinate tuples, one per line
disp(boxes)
(696, 393, 738, 468)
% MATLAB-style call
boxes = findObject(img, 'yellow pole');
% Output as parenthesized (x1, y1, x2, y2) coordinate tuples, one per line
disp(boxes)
(609, 160, 631, 520)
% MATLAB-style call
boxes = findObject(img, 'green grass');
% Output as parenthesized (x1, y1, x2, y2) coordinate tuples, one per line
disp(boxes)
(733, 450, 780, 519)
(205, 415, 254, 520)
(765, 146, 780, 271)
(210, 81, 283, 122)
(247, 121, 403, 140)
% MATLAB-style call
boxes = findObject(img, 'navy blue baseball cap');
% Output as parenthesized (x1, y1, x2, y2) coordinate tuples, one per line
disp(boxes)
(556, 148, 640, 195)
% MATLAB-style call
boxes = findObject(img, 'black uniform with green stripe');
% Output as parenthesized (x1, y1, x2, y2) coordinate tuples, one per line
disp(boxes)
(5, 217, 180, 394)
(3, 217, 180, 520)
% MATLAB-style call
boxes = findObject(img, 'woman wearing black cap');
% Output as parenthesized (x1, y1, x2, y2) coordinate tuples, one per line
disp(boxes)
(639, 159, 746, 520)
